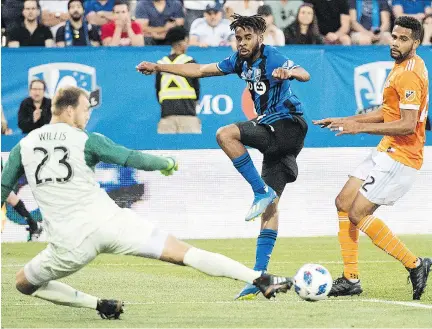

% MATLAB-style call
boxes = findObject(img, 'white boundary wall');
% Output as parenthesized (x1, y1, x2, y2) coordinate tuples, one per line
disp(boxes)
(2, 147, 431, 242)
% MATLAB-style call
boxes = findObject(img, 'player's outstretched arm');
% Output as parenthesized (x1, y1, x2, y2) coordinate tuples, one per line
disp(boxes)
(125, 151, 178, 176)
(327, 109, 417, 136)
(313, 107, 384, 127)
(272, 67, 310, 82)
(86, 132, 178, 176)
(348, 107, 384, 123)
(136, 61, 224, 79)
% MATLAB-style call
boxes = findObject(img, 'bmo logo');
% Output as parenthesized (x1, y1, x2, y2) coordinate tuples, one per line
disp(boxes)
(247, 81, 267, 95)
(196, 94, 233, 115)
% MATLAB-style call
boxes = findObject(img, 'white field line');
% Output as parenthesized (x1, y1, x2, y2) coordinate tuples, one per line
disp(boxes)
(327, 298, 432, 309)
(1, 260, 395, 268)
(9, 299, 432, 309)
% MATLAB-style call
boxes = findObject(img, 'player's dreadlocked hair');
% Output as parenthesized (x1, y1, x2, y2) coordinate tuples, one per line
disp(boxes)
(229, 14, 267, 34)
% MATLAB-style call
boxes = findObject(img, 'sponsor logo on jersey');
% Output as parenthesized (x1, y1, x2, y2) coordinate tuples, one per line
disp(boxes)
(28, 63, 102, 108)
(354, 61, 393, 111)
(246, 81, 267, 95)
(254, 81, 266, 95)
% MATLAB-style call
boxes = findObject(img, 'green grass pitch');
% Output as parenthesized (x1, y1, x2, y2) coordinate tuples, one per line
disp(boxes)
(2, 235, 431, 328)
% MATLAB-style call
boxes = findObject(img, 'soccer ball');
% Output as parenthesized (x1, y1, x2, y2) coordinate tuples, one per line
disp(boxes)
(293, 264, 333, 302)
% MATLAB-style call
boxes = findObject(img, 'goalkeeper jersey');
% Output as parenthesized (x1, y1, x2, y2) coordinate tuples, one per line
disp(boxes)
(1, 123, 134, 247)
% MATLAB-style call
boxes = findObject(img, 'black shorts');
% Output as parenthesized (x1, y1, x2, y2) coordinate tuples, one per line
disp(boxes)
(236, 116, 308, 196)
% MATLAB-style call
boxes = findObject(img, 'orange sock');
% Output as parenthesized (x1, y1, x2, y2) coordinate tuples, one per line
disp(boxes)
(338, 211, 359, 280)
(358, 215, 418, 269)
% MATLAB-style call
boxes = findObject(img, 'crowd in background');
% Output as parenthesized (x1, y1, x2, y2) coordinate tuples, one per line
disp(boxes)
(1, 0, 431, 136)
(2, 0, 432, 48)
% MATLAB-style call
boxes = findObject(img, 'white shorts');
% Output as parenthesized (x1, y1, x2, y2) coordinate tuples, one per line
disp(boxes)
(24, 208, 169, 286)
(350, 150, 418, 206)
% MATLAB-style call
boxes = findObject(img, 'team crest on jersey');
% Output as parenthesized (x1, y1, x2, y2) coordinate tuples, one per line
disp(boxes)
(241, 63, 262, 82)
(241, 69, 253, 80)
(253, 68, 262, 82)
(28, 63, 101, 108)
(354, 61, 393, 111)
(405, 90, 415, 101)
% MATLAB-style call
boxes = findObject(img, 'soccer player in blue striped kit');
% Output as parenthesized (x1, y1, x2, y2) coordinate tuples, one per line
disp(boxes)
(137, 14, 310, 300)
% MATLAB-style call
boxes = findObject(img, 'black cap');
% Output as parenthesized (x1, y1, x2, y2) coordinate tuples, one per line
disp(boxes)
(257, 5, 273, 16)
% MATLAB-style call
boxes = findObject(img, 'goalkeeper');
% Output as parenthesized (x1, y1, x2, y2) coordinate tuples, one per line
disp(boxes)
(1, 86, 293, 320)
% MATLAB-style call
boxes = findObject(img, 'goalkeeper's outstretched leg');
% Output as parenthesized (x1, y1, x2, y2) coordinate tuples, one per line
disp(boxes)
(15, 215, 293, 320)
(159, 234, 293, 299)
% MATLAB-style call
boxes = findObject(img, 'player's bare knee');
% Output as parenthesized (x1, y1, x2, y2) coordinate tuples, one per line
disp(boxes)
(15, 269, 38, 295)
(335, 193, 350, 213)
(347, 207, 362, 226)
(216, 125, 239, 145)
(160, 235, 192, 266)
(216, 126, 229, 145)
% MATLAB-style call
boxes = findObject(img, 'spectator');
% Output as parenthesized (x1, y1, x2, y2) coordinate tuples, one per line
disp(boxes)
(284, 3, 323, 44)
(189, 3, 236, 49)
(2, 0, 24, 33)
(304, 0, 351, 45)
(56, 0, 101, 47)
(18, 80, 52, 134)
(264, 0, 303, 30)
(392, 0, 432, 21)
(156, 26, 201, 134)
(7, 0, 54, 47)
(349, 0, 392, 45)
(85, 0, 115, 26)
(183, 1, 217, 31)
(1, 106, 13, 135)
(101, 0, 144, 46)
(135, 0, 184, 45)
(422, 13, 432, 44)
(39, 0, 69, 36)
(257, 5, 285, 46)
(224, 0, 260, 19)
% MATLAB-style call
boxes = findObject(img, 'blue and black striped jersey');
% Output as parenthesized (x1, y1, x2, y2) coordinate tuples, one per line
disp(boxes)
(217, 44, 303, 124)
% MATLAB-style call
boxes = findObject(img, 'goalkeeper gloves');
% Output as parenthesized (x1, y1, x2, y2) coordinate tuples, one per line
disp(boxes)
(160, 157, 178, 176)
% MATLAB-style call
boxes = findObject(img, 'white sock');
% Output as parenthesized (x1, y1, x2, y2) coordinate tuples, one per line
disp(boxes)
(32, 281, 98, 309)
(183, 247, 261, 284)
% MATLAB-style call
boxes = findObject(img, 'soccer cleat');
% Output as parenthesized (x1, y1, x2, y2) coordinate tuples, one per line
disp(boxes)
(235, 283, 260, 300)
(328, 276, 363, 297)
(252, 273, 293, 299)
(245, 186, 277, 222)
(407, 257, 432, 300)
(97, 299, 124, 319)
(26, 222, 43, 242)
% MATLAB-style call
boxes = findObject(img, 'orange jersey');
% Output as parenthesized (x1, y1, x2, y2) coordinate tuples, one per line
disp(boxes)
(377, 55, 429, 170)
